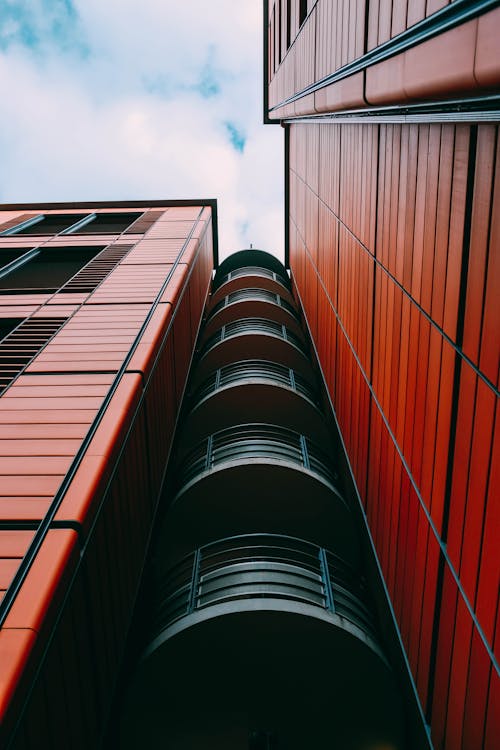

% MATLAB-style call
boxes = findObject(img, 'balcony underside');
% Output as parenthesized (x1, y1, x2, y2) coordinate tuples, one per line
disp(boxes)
(179, 380, 330, 451)
(194, 333, 312, 385)
(160, 460, 358, 564)
(208, 273, 294, 310)
(120, 604, 404, 750)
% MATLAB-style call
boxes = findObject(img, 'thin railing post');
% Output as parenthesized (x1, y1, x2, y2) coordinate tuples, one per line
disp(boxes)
(188, 548, 201, 614)
(318, 548, 335, 613)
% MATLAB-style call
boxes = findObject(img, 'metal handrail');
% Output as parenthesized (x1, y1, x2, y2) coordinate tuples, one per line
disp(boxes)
(190, 360, 318, 405)
(212, 265, 290, 291)
(199, 317, 305, 358)
(209, 288, 298, 320)
(176, 424, 338, 489)
(150, 533, 377, 643)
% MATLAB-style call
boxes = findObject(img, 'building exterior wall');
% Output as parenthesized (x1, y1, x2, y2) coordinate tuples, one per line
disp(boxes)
(266, 2, 499, 748)
(0, 203, 215, 747)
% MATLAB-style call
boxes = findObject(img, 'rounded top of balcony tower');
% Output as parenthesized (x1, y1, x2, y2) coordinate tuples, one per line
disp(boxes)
(214, 249, 288, 289)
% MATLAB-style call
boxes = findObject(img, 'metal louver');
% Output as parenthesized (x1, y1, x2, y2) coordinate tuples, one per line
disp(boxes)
(124, 210, 166, 234)
(0, 317, 66, 393)
(59, 244, 133, 293)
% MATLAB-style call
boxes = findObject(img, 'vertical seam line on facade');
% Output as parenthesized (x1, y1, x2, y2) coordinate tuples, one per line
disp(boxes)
(292, 219, 500, 675)
(291, 166, 500, 399)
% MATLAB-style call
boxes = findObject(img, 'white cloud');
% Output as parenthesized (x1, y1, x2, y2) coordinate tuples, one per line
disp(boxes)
(0, 0, 284, 261)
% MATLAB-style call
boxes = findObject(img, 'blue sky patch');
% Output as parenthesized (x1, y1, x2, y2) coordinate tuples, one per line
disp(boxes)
(0, 0, 89, 57)
(225, 121, 246, 153)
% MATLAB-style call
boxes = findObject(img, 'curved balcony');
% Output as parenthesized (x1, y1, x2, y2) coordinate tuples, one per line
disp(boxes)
(202, 288, 302, 340)
(161, 424, 358, 563)
(179, 360, 330, 451)
(209, 265, 293, 310)
(214, 248, 289, 285)
(193, 317, 311, 386)
(120, 535, 404, 750)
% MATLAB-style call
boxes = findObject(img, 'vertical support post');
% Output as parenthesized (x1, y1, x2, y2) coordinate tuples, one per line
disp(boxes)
(188, 548, 202, 614)
(318, 548, 335, 613)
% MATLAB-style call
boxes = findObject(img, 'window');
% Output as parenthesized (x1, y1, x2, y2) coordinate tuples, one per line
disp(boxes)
(6, 213, 89, 235)
(74, 212, 142, 234)
(2, 211, 143, 237)
(0, 247, 36, 271)
(0, 246, 105, 293)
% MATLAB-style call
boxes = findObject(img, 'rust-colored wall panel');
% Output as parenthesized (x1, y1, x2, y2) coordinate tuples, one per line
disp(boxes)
(289, 120, 499, 748)
(0, 203, 215, 747)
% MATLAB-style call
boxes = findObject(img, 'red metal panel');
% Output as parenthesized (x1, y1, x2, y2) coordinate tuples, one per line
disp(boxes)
(462, 626, 491, 749)
(475, 6, 500, 88)
(459, 376, 496, 607)
(404, 20, 478, 100)
(3, 530, 79, 631)
(0, 629, 38, 743)
(475, 403, 499, 644)
(463, 125, 496, 366)
(445, 596, 473, 749)
(480, 149, 500, 387)
(431, 563, 459, 747)
(443, 126, 469, 341)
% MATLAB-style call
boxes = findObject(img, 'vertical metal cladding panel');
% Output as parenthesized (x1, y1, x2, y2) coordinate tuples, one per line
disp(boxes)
(289, 119, 500, 746)
(0, 530, 80, 746)
(463, 126, 498, 371)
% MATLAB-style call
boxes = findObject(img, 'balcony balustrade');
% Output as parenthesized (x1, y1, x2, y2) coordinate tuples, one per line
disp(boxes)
(160, 424, 358, 562)
(180, 359, 330, 449)
(202, 287, 301, 339)
(209, 265, 293, 308)
(120, 534, 404, 750)
(194, 317, 311, 384)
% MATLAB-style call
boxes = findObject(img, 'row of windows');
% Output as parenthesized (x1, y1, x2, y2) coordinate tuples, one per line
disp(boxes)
(0, 245, 104, 293)
(0, 211, 142, 237)
(270, 0, 308, 76)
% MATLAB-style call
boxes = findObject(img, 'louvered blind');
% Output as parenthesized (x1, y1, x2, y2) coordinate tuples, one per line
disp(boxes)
(124, 210, 165, 234)
(59, 243, 133, 293)
(0, 317, 66, 393)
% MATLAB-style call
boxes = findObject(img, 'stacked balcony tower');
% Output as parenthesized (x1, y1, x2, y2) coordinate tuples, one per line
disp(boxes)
(118, 249, 406, 749)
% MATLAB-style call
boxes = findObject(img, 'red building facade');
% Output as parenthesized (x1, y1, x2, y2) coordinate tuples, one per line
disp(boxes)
(265, 2, 499, 748)
(0, 202, 215, 747)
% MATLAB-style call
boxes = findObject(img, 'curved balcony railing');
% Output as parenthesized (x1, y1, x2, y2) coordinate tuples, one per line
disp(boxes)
(210, 288, 297, 318)
(202, 288, 301, 340)
(180, 360, 330, 450)
(149, 534, 378, 647)
(194, 317, 311, 383)
(209, 265, 293, 309)
(214, 265, 291, 291)
(214, 248, 289, 285)
(199, 317, 304, 356)
(161, 423, 357, 561)
(178, 424, 338, 489)
(191, 360, 317, 404)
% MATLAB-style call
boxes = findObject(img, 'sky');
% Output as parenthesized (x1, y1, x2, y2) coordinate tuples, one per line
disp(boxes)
(0, 0, 284, 261)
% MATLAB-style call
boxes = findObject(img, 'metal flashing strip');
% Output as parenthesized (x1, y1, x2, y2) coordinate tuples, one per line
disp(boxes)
(284, 96, 500, 124)
(269, 0, 500, 112)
